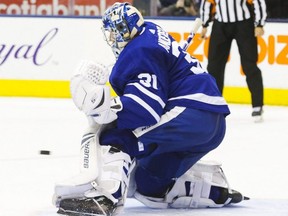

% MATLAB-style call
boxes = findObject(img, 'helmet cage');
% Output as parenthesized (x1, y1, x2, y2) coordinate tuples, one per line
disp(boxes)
(102, 3, 144, 52)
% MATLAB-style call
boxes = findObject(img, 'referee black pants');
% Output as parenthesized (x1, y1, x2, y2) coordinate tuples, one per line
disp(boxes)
(207, 18, 264, 108)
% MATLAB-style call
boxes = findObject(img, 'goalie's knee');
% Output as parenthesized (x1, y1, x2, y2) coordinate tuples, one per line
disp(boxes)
(134, 160, 247, 209)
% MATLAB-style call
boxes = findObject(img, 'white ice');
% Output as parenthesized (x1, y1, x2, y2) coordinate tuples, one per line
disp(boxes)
(0, 97, 288, 216)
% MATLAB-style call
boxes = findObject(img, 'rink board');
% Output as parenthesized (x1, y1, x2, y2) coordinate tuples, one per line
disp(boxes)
(0, 16, 287, 105)
(1, 79, 287, 106)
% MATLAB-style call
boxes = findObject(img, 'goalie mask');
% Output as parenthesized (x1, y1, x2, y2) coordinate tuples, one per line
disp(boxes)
(102, 2, 144, 58)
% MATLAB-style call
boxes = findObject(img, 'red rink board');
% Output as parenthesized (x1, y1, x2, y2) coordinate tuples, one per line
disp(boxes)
(0, 0, 133, 16)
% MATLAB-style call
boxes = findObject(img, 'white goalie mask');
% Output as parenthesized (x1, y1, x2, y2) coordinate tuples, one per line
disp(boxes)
(102, 2, 144, 58)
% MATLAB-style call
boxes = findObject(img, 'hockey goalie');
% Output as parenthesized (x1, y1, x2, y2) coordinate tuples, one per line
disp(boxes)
(53, 2, 248, 216)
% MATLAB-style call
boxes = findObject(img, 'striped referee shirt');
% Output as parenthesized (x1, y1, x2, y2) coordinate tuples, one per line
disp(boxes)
(200, 0, 267, 27)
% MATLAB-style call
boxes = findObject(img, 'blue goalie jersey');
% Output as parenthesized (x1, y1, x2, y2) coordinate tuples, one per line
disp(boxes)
(109, 21, 230, 129)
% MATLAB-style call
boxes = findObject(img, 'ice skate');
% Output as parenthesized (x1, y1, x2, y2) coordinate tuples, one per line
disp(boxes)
(252, 107, 263, 123)
(208, 185, 249, 206)
(57, 195, 118, 216)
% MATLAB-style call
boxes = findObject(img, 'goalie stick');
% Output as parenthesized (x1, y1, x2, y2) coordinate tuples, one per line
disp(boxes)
(181, 18, 202, 51)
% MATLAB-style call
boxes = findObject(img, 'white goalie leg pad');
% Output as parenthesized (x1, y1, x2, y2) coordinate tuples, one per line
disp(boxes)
(53, 123, 135, 210)
(53, 124, 103, 206)
(166, 160, 231, 208)
(134, 192, 169, 209)
(85, 147, 135, 205)
(135, 160, 231, 209)
(82, 146, 135, 216)
(127, 162, 137, 198)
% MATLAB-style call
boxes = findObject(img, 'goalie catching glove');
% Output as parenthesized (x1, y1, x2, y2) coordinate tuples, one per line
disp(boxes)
(70, 60, 122, 124)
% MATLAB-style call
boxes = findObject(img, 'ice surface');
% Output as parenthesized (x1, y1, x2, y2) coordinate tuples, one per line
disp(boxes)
(0, 97, 288, 216)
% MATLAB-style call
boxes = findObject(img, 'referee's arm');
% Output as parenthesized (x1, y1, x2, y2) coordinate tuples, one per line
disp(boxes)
(252, 0, 267, 27)
(200, 0, 215, 28)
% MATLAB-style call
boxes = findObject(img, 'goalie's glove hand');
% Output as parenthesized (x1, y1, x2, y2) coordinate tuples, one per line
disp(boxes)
(71, 75, 122, 124)
(70, 60, 122, 124)
(88, 90, 123, 125)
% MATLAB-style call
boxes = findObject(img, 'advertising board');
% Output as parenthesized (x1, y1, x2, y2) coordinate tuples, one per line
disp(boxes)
(0, 16, 287, 105)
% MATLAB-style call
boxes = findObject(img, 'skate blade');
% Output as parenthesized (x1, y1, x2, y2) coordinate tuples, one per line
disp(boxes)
(244, 196, 250, 200)
(57, 208, 107, 216)
(253, 115, 263, 123)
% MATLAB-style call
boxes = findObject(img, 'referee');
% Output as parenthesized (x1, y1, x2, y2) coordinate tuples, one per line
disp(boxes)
(200, 0, 267, 122)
